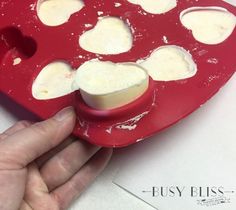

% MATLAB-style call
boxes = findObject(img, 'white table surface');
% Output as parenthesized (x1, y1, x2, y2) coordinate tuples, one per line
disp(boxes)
(114, 74, 236, 210)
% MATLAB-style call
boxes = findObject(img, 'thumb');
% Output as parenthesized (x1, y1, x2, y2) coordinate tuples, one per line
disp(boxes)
(0, 107, 76, 170)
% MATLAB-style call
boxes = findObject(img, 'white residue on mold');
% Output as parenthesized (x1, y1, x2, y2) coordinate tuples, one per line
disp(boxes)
(77, 116, 90, 137)
(30, 3, 36, 11)
(136, 138, 144, 142)
(197, 49, 208, 56)
(13, 58, 22, 66)
(207, 58, 219, 64)
(97, 11, 103, 16)
(138, 10, 147, 15)
(118, 111, 149, 129)
(84, 124, 90, 137)
(105, 111, 149, 133)
(162, 35, 169, 44)
(85, 23, 92, 28)
(114, 2, 122, 7)
(78, 116, 86, 127)
(151, 89, 158, 107)
(116, 124, 137, 131)
(208, 75, 220, 82)
(106, 127, 113, 134)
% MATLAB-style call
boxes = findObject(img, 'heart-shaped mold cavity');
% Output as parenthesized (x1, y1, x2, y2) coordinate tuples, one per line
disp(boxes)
(79, 16, 133, 55)
(75, 77, 155, 122)
(74, 60, 149, 110)
(37, 0, 84, 26)
(180, 7, 236, 45)
(0, 27, 37, 65)
(32, 61, 76, 100)
(139, 45, 197, 81)
(127, 0, 177, 14)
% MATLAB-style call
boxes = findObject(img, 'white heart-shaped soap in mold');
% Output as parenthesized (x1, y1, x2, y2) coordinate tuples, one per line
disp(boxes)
(74, 60, 149, 110)
(32, 62, 77, 100)
(127, 0, 177, 14)
(79, 17, 133, 55)
(139, 45, 197, 81)
(180, 7, 236, 45)
(37, 0, 84, 26)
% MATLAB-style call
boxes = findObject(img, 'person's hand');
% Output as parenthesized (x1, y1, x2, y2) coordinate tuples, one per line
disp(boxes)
(0, 107, 113, 210)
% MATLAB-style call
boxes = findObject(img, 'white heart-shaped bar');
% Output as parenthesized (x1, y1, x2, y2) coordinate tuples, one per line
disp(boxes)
(180, 7, 236, 45)
(139, 45, 197, 81)
(79, 17, 133, 55)
(74, 60, 149, 110)
(32, 62, 76, 100)
(37, 0, 84, 26)
(127, 0, 177, 14)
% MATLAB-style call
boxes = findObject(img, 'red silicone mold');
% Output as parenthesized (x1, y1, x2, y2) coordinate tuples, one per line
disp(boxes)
(0, 0, 236, 147)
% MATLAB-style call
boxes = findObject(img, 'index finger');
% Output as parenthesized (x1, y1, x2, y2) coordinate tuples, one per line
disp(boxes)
(0, 107, 76, 170)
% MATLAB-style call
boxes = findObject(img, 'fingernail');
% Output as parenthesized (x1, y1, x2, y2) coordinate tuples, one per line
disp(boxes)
(53, 106, 75, 121)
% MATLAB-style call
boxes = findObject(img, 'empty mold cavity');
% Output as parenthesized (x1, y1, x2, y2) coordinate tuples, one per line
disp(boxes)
(0, 27, 37, 64)
(79, 17, 133, 55)
(127, 0, 177, 14)
(180, 7, 236, 45)
(32, 61, 76, 100)
(139, 45, 197, 81)
(37, 0, 84, 26)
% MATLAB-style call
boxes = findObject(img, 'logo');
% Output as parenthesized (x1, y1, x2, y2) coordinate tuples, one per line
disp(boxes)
(142, 186, 235, 207)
